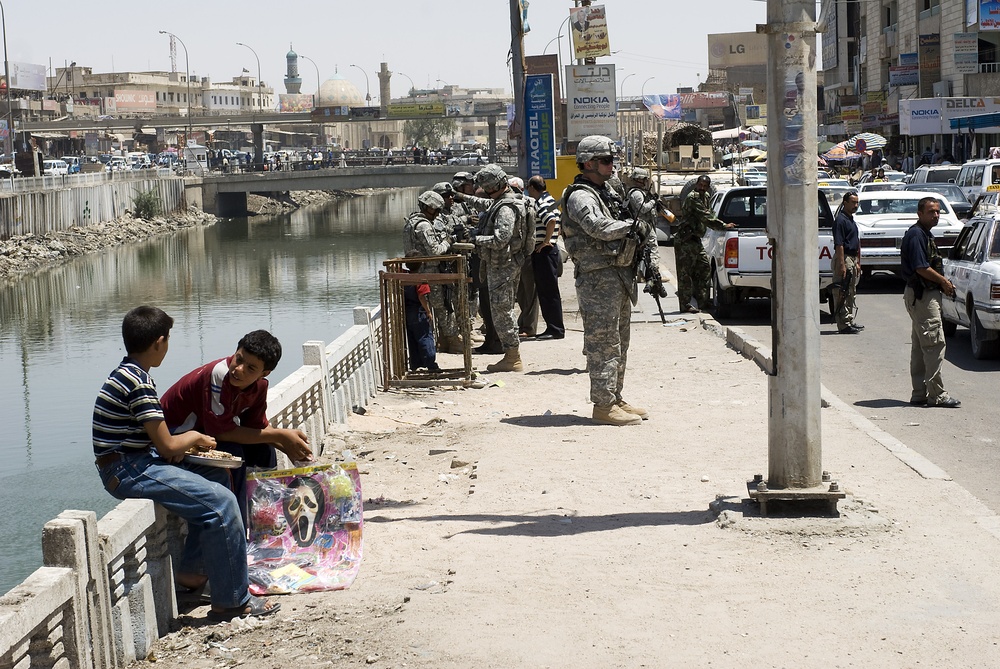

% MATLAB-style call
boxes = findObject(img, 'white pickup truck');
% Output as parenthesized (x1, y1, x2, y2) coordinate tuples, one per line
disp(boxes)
(703, 186, 836, 317)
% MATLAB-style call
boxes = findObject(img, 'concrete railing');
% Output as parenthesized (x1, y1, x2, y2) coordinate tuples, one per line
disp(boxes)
(0, 305, 383, 669)
(0, 174, 187, 240)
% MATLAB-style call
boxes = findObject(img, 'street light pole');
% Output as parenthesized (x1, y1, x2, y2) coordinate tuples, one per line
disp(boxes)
(397, 71, 416, 97)
(236, 42, 262, 110)
(0, 0, 15, 167)
(619, 73, 635, 102)
(349, 64, 371, 103)
(300, 54, 321, 107)
(641, 76, 655, 100)
(159, 31, 192, 146)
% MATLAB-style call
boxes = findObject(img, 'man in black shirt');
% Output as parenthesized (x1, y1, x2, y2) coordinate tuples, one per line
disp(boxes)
(900, 197, 960, 408)
(832, 192, 863, 334)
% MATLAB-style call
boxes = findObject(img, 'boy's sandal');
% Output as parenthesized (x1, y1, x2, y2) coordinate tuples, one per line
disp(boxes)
(208, 595, 281, 622)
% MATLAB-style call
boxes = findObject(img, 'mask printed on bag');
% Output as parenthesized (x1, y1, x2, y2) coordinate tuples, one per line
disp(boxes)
(282, 476, 326, 547)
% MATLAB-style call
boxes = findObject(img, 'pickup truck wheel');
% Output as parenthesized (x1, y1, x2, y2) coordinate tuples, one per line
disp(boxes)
(712, 272, 734, 318)
(969, 308, 1000, 359)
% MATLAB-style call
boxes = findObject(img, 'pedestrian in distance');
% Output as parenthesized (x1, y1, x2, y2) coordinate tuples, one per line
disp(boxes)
(160, 330, 314, 526)
(562, 135, 654, 426)
(526, 175, 565, 340)
(674, 175, 735, 313)
(92, 306, 281, 621)
(900, 196, 961, 408)
(832, 191, 864, 334)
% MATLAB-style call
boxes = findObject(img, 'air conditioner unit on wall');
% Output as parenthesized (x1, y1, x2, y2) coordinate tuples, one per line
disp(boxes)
(932, 80, 952, 97)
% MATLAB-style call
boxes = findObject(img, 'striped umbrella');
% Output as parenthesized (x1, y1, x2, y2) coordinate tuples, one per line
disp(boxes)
(845, 132, 887, 150)
(821, 142, 855, 161)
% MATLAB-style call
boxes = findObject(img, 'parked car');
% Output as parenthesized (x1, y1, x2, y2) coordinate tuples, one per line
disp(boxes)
(0, 163, 19, 178)
(856, 181, 905, 194)
(703, 186, 836, 316)
(60, 156, 82, 174)
(941, 215, 1000, 359)
(105, 157, 129, 172)
(857, 169, 907, 185)
(907, 164, 960, 185)
(42, 159, 69, 176)
(841, 190, 965, 276)
(902, 183, 972, 220)
(448, 152, 485, 166)
(955, 158, 1000, 203)
(819, 183, 856, 210)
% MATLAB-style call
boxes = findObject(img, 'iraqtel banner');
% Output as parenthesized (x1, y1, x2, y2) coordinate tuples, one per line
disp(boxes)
(565, 63, 617, 141)
(524, 74, 556, 180)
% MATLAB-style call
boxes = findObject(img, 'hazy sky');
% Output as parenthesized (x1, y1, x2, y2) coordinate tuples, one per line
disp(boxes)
(4, 1, 767, 101)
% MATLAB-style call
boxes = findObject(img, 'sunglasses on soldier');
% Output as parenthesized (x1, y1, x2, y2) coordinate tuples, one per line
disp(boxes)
(595, 156, 614, 165)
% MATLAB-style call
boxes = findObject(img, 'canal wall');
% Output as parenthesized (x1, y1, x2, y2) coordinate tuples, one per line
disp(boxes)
(0, 305, 383, 669)
(0, 173, 188, 240)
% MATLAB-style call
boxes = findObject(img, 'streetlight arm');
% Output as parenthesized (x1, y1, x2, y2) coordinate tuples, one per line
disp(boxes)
(160, 30, 192, 138)
(350, 64, 371, 103)
(236, 42, 263, 109)
(397, 71, 416, 96)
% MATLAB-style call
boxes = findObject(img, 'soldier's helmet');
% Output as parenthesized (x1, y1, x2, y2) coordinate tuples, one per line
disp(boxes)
(632, 167, 650, 182)
(417, 191, 445, 211)
(576, 135, 617, 164)
(508, 176, 524, 192)
(452, 171, 474, 183)
(432, 181, 456, 196)
(474, 164, 509, 193)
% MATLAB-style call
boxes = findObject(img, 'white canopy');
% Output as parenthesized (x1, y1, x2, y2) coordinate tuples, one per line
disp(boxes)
(712, 127, 742, 140)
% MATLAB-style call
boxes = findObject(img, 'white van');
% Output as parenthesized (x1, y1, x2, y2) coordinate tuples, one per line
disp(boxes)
(42, 159, 69, 176)
(955, 159, 1000, 202)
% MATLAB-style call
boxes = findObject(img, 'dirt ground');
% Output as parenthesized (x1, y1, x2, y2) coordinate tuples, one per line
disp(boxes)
(133, 277, 1000, 668)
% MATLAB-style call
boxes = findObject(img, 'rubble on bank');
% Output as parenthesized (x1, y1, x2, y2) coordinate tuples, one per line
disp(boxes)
(0, 190, 363, 282)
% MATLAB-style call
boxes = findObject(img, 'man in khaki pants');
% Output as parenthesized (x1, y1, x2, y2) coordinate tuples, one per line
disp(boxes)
(900, 197, 960, 408)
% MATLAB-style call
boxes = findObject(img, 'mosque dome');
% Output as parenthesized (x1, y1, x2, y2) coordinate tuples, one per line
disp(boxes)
(286, 47, 298, 60)
(317, 75, 366, 107)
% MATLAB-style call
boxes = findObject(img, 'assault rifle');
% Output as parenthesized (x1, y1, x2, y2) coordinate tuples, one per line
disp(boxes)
(639, 244, 668, 324)
(832, 268, 857, 320)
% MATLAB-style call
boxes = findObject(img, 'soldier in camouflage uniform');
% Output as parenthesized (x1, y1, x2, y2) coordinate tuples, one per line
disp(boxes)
(468, 164, 525, 373)
(674, 175, 734, 313)
(626, 168, 664, 271)
(562, 135, 657, 427)
(404, 191, 462, 354)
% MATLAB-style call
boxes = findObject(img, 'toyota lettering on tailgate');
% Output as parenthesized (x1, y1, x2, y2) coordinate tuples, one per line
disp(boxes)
(754, 244, 833, 260)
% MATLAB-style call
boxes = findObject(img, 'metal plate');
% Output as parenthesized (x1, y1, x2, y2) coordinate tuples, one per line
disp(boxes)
(183, 453, 243, 469)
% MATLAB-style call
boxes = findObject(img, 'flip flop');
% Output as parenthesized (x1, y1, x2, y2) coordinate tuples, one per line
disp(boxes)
(208, 595, 281, 622)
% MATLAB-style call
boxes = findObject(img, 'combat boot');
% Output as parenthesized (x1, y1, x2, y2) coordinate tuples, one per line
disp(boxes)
(485, 348, 523, 373)
(439, 335, 465, 355)
(617, 400, 649, 420)
(592, 404, 642, 426)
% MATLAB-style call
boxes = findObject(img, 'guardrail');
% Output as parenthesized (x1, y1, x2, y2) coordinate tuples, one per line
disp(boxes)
(0, 168, 176, 195)
(0, 305, 383, 669)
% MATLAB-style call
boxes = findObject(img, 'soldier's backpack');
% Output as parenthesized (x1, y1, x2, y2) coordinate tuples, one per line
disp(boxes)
(492, 193, 538, 265)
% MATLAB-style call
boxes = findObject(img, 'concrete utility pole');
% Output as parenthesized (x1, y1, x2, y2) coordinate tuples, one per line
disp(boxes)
(510, 0, 527, 182)
(763, 0, 822, 490)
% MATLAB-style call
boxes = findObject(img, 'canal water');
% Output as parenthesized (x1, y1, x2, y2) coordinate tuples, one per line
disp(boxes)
(0, 188, 418, 595)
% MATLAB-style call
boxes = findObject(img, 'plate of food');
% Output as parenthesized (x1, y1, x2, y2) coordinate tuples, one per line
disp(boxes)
(184, 449, 244, 469)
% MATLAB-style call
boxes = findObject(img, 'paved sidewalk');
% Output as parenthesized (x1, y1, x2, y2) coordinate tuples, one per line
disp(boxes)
(152, 262, 1000, 669)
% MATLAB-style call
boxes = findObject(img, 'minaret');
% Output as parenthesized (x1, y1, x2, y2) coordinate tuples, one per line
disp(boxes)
(378, 62, 391, 114)
(284, 43, 302, 94)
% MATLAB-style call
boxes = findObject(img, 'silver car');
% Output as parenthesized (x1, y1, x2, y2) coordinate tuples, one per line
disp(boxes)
(942, 215, 1000, 359)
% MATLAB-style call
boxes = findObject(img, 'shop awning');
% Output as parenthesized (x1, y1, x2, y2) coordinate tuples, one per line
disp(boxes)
(950, 113, 1000, 131)
(30, 132, 69, 139)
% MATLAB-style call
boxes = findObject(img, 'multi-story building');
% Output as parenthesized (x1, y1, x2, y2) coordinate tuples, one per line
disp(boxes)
(822, 0, 1000, 162)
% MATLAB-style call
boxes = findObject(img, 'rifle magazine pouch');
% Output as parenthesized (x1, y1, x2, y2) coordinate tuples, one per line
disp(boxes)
(607, 235, 639, 268)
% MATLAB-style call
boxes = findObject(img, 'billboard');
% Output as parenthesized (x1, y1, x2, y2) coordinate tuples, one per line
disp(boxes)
(279, 94, 314, 113)
(387, 102, 445, 118)
(643, 94, 682, 120)
(918, 34, 941, 98)
(954, 33, 979, 74)
(565, 64, 617, 140)
(114, 90, 156, 111)
(708, 32, 768, 68)
(524, 74, 556, 180)
(569, 4, 611, 59)
(980, 0, 1000, 29)
(9, 62, 46, 91)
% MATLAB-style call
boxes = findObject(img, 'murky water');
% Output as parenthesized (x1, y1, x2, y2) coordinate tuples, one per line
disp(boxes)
(0, 188, 418, 594)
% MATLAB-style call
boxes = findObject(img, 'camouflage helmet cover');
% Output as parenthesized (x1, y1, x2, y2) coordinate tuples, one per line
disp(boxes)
(576, 135, 617, 164)
(452, 171, 475, 183)
(417, 190, 445, 210)
(432, 181, 456, 196)
(474, 164, 509, 192)
(632, 167, 650, 182)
